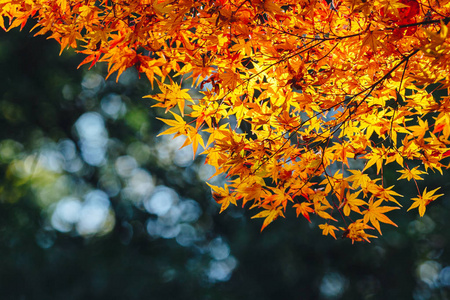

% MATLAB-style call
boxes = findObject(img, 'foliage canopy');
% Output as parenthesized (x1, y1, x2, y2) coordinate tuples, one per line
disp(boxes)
(1, 0, 450, 243)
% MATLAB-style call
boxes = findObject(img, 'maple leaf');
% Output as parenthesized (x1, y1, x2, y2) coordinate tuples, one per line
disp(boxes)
(207, 183, 237, 213)
(251, 206, 285, 231)
(408, 118, 429, 139)
(342, 220, 377, 244)
(261, 188, 293, 210)
(397, 166, 427, 181)
(379, 0, 411, 21)
(311, 192, 338, 222)
(363, 147, 386, 175)
(219, 68, 240, 90)
(156, 111, 193, 138)
(360, 29, 384, 55)
(293, 201, 314, 222)
(346, 170, 371, 190)
(363, 200, 400, 235)
(319, 223, 339, 239)
(150, 80, 192, 116)
(407, 187, 443, 217)
(181, 130, 205, 158)
(342, 190, 367, 216)
(234, 175, 265, 207)
(367, 184, 403, 206)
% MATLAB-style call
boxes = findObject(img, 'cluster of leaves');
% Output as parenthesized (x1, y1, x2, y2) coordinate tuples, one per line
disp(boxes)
(1, 0, 450, 243)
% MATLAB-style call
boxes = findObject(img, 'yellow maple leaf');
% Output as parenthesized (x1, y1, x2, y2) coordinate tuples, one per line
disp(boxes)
(150, 80, 192, 116)
(397, 166, 427, 181)
(180, 130, 205, 158)
(407, 187, 443, 217)
(319, 223, 339, 239)
(251, 206, 285, 231)
(156, 111, 193, 137)
(347, 170, 372, 190)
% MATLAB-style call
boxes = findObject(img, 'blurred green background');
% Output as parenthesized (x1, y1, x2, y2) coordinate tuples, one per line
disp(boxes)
(1, 24, 450, 300)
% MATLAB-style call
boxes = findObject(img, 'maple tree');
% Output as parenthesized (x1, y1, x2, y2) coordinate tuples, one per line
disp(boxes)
(1, 0, 450, 243)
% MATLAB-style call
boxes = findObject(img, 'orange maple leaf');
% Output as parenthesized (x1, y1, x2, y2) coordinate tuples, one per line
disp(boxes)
(251, 206, 285, 231)
(342, 220, 378, 244)
(293, 202, 314, 222)
(363, 199, 399, 234)
(342, 190, 367, 216)
(207, 183, 237, 213)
